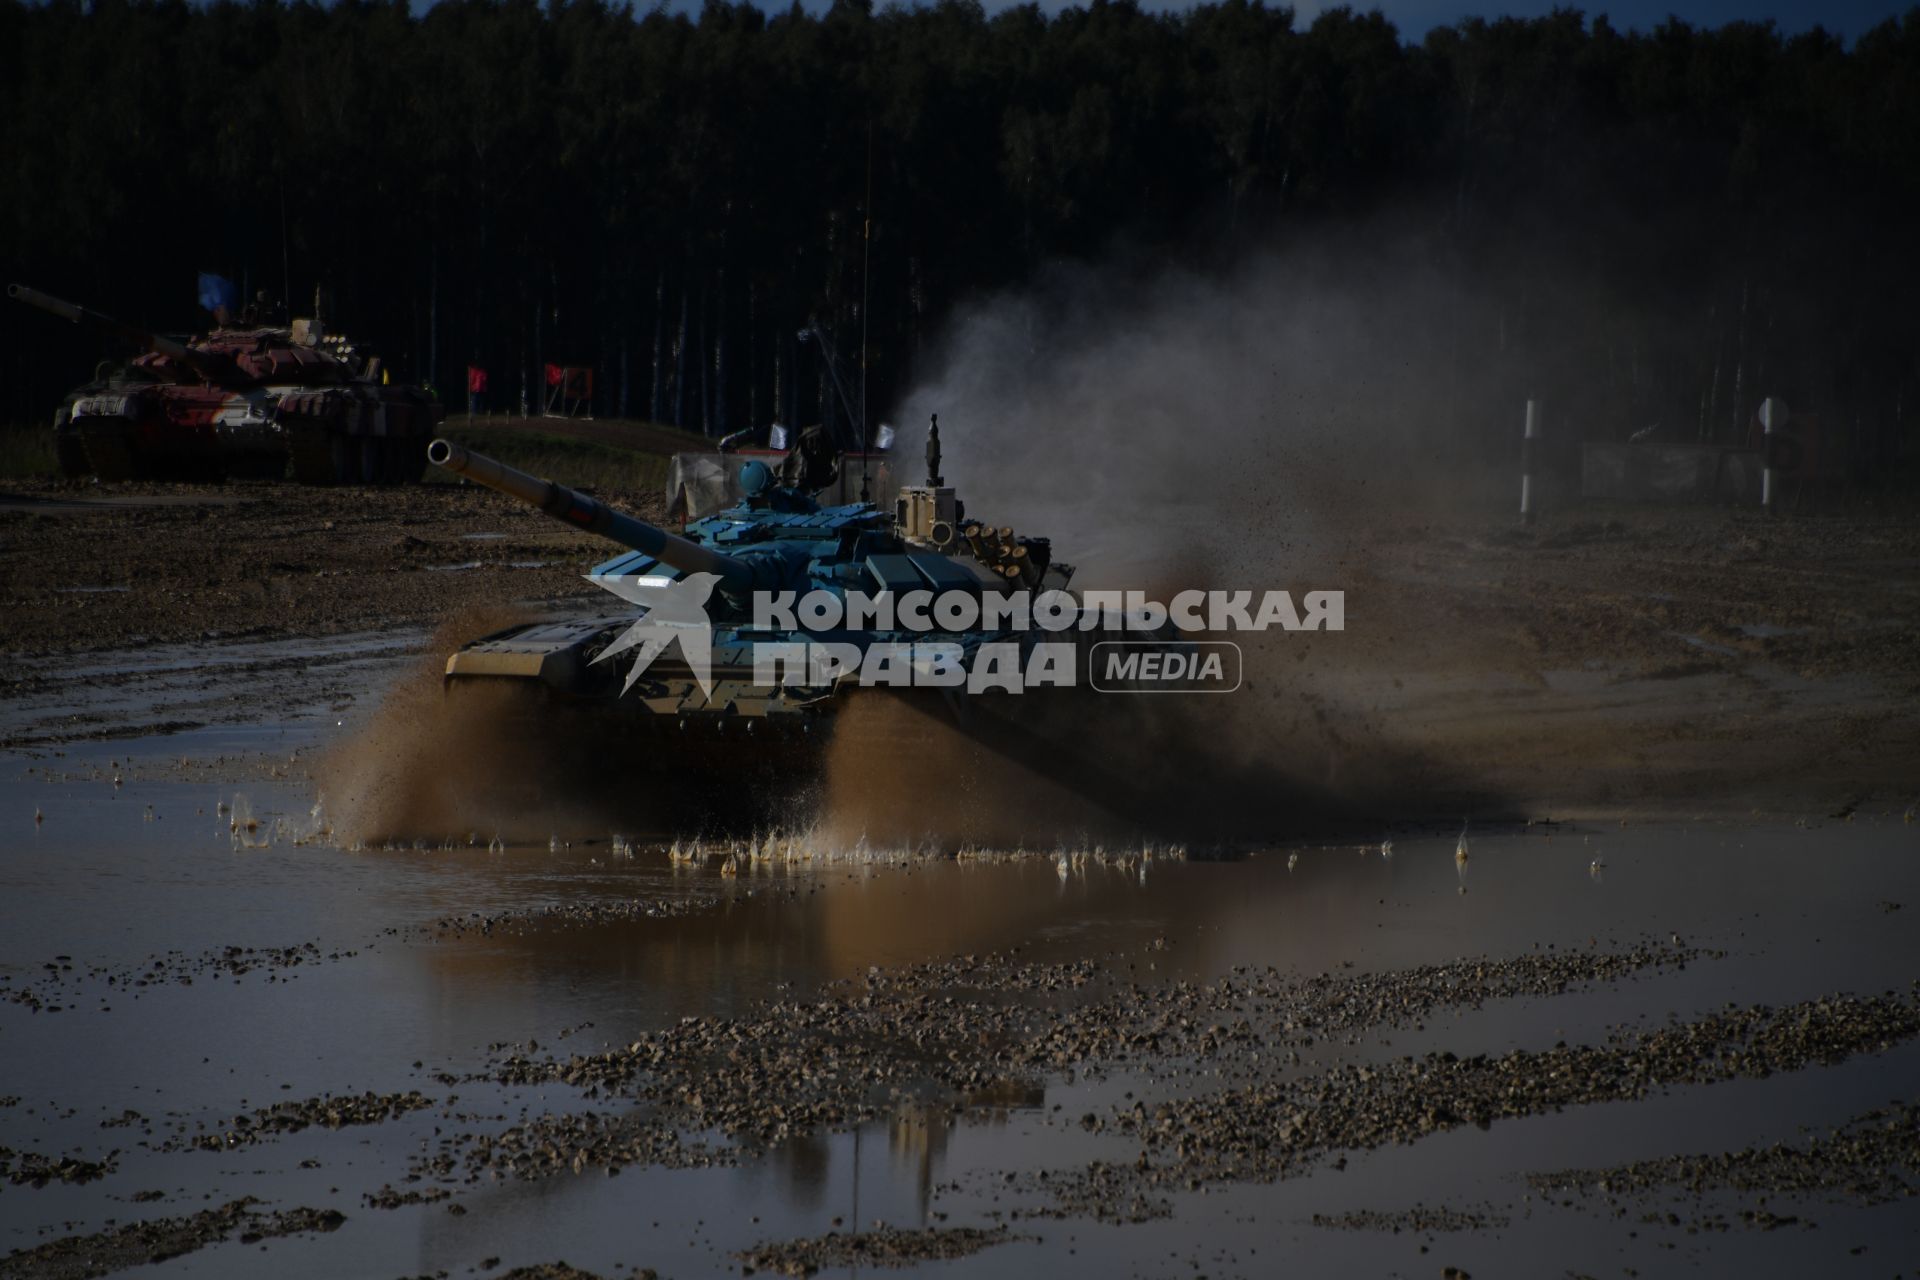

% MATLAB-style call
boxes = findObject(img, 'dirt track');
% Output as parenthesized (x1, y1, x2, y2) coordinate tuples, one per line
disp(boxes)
(0, 478, 665, 657)
(1315, 506, 1920, 814)
(1, 478, 1916, 816)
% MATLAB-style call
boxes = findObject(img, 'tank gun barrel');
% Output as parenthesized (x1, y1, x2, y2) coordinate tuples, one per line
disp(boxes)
(427, 439, 756, 591)
(8, 283, 236, 385)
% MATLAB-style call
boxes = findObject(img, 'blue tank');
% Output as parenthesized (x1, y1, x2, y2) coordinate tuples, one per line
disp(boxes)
(427, 423, 1182, 827)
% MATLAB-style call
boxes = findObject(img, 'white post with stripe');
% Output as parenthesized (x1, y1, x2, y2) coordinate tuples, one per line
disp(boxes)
(1758, 397, 1788, 514)
(1520, 399, 1540, 524)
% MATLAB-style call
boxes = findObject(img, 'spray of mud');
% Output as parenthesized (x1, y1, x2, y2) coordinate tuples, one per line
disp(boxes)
(328, 234, 1526, 849)
(815, 692, 1121, 850)
(315, 606, 582, 847)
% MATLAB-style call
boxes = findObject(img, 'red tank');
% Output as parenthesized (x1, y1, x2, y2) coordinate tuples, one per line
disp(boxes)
(10, 284, 442, 484)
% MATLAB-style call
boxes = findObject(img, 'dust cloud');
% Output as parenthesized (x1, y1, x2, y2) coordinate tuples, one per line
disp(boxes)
(859, 232, 1526, 838)
(894, 228, 1518, 588)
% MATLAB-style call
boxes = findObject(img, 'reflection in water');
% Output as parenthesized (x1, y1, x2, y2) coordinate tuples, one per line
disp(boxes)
(768, 1132, 833, 1213)
(763, 1085, 1050, 1235)
(10, 761, 1920, 1280)
(889, 1103, 953, 1216)
(890, 1082, 1047, 1217)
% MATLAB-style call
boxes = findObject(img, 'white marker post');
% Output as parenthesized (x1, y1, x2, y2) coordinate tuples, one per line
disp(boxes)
(1520, 399, 1540, 524)
(1758, 396, 1788, 514)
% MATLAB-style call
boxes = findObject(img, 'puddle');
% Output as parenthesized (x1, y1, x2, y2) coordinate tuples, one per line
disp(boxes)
(1676, 632, 1739, 656)
(4, 732, 1918, 1277)
(0, 629, 426, 749)
(431, 557, 549, 570)
(4, 665, 1919, 1279)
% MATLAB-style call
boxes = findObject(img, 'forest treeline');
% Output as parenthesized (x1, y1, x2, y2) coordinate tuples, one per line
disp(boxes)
(1, 0, 1917, 476)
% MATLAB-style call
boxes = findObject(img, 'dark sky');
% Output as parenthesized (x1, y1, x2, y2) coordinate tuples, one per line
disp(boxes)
(656, 1, 1914, 44)
(1290, 0, 1911, 41)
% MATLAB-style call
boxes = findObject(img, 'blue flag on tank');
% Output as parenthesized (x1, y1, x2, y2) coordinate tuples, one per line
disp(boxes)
(197, 272, 238, 316)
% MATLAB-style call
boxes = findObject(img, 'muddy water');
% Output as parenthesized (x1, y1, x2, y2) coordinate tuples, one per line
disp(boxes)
(3, 716, 1919, 1278)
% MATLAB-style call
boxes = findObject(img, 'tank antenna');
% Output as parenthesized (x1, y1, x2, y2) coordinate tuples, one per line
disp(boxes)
(926, 413, 942, 486)
(278, 183, 292, 321)
(858, 124, 873, 505)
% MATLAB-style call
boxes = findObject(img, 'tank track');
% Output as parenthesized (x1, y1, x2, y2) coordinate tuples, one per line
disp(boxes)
(285, 423, 428, 486)
(75, 419, 136, 481)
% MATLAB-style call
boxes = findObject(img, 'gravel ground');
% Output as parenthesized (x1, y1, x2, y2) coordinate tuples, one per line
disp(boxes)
(421, 944, 1710, 1188)
(0, 1199, 345, 1280)
(1018, 989, 1920, 1221)
(1529, 1101, 1920, 1207)
(0, 478, 660, 658)
(738, 1224, 1030, 1274)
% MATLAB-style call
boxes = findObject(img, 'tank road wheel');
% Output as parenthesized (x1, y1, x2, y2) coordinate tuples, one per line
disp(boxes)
(330, 433, 361, 485)
(398, 436, 428, 484)
(378, 437, 406, 486)
(285, 426, 336, 484)
(54, 432, 91, 479)
(360, 436, 384, 487)
(407, 437, 430, 484)
(77, 420, 136, 481)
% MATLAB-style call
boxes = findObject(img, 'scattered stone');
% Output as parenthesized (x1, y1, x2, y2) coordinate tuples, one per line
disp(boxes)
(1022, 990, 1920, 1219)
(364, 1184, 453, 1209)
(0, 1145, 118, 1188)
(739, 1225, 1028, 1275)
(1313, 1206, 1508, 1233)
(183, 1090, 436, 1151)
(1530, 1101, 1920, 1209)
(476, 943, 1706, 1181)
(0, 1199, 344, 1280)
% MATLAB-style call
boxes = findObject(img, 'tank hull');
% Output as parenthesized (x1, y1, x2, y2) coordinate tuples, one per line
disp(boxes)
(443, 615, 1183, 836)
(54, 378, 437, 484)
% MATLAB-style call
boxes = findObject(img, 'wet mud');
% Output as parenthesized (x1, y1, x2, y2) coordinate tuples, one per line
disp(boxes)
(0, 1200, 344, 1280)
(4, 483, 1920, 1277)
(739, 1224, 1028, 1274)
(4, 789, 1918, 1276)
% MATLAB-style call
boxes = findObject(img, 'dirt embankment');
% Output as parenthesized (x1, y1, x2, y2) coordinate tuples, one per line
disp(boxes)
(0, 478, 667, 659)
(1, 478, 1916, 816)
(1305, 507, 1920, 813)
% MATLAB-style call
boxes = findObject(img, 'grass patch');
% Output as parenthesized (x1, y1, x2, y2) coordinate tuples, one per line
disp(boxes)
(0, 425, 60, 480)
(432, 423, 678, 496)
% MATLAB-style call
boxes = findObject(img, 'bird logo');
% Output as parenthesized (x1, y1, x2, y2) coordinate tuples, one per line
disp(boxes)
(588, 571, 723, 699)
